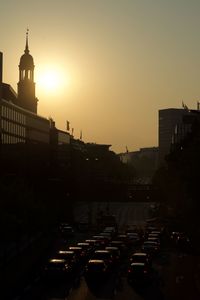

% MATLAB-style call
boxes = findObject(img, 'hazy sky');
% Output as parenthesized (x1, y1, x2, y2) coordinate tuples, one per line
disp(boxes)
(1, 0, 200, 153)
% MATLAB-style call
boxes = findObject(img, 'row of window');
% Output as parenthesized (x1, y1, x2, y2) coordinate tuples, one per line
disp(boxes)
(1, 133, 25, 144)
(1, 105, 26, 125)
(1, 120, 26, 137)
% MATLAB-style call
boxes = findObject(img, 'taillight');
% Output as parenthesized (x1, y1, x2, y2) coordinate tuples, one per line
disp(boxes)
(144, 270, 147, 274)
(128, 269, 131, 273)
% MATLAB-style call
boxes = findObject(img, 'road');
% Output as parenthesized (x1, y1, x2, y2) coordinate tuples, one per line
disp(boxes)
(12, 201, 200, 300)
(73, 201, 153, 229)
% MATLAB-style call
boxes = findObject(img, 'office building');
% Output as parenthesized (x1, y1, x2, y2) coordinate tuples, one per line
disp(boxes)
(158, 107, 197, 164)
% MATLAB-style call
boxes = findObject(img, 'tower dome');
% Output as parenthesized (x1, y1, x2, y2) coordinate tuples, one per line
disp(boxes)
(19, 53, 34, 70)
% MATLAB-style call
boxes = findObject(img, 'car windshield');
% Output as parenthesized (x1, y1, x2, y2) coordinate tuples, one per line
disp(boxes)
(88, 263, 105, 271)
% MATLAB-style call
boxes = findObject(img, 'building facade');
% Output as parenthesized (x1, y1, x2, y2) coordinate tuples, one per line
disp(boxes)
(158, 107, 200, 164)
(0, 34, 50, 146)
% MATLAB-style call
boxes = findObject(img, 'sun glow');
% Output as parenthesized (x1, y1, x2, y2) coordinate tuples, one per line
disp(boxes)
(36, 66, 70, 96)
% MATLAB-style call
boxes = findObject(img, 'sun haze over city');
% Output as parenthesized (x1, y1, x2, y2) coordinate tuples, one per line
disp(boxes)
(1, 0, 200, 153)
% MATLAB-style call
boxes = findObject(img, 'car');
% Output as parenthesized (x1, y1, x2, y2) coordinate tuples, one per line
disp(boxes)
(176, 233, 191, 251)
(148, 233, 159, 238)
(147, 237, 160, 245)
(77, 242, 92, 256)
(92, 235, 109, 246)
(100, 232, 112, 239)
(170, 231, 180, 242)
(103, 226, 117, 236)
(129, 252, 151, 266)
(126, 232, 140, 245)
(68, 246, 86, 262)
(56, 250, 79, 270)
(109, 240, 127, 255)
(127, 262, 151, 283)
(85, 239, 101, 250)
(92, 250, 114, 267)
(151, 231, 161, 236)
(44, 258, 73, 281)
(60, 224, 74, 239)
(142, 241, 160, 255)
(85, 259, 110, 280)
(105, 246, 121, 263)
(117, 234, 128, 243)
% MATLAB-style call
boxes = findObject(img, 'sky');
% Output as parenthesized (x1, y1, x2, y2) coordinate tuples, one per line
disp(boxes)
(1, 0, 200, 153)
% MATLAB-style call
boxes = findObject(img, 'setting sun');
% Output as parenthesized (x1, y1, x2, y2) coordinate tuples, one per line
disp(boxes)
(36, 66, 70, 96)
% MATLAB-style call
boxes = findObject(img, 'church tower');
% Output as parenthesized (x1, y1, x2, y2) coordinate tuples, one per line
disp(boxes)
(17, 30, 38, 113)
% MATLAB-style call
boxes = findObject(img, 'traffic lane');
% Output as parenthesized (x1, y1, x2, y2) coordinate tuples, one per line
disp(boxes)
(67, 266, 121, 300)
(127, 270, 164, 300)
(17, 275, 75, 300)
(66, 265, 163, 300)
(11, 231, 90, 300)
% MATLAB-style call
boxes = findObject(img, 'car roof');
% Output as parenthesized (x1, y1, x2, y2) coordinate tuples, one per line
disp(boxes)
(111, 240, 123, 243)
(88, 259, 105, 264)
(58, 250, 74, 254)
(130, 262, 145, 266)
(69, 246, 82, 250)
(132, 252, 147, 256)
(49, 258, 66, 263)
(105, 246, 119, 250)
(144, 241, 157, 244)
(85, 239, 97, 242)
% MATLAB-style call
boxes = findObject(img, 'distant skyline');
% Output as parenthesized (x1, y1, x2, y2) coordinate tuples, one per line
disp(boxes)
(1, 0, 200, 153)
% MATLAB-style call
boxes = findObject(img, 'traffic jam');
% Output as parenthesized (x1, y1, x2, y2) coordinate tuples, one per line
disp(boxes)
(41, 222, 167, 296)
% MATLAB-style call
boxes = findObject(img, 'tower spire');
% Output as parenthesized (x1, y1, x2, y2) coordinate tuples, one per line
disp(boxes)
(25, 28, 29, 54)
(18, 30, 38, 113)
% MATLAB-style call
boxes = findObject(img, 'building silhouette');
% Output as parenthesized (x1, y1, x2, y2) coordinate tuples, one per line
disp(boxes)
(17, 30, 38, 113)
(159, 107, 200, 164)
(0, 33, 51, 145)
